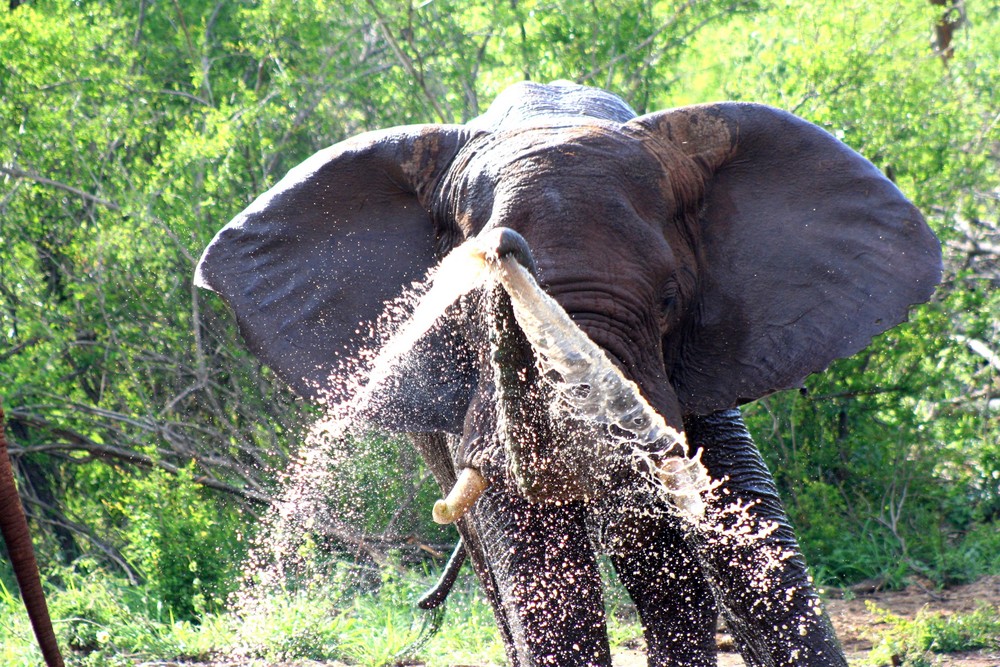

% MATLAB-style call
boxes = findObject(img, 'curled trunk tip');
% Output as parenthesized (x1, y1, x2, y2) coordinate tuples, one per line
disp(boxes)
(476, 226, 538, 275)
(433, 467, 488, 524)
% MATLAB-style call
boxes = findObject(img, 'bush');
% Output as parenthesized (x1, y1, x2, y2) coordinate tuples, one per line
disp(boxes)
(867, 603, 1000, 666)
(41, 560, 224, 667)
(232, 558, 506, 666)
(115, 464, 245, 619)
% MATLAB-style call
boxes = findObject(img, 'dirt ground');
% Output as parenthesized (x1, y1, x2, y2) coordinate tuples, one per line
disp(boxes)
(825, 575, 999, 663)
(612, 575, 1000, 667)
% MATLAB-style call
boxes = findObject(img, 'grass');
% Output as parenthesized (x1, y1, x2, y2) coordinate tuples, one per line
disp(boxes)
(865, 602, 1000, 667)
(223, 560, 509, 666)
(1, 563, 231, 667)
(0, 559, 508, 667)
(2, 560, 998, 667)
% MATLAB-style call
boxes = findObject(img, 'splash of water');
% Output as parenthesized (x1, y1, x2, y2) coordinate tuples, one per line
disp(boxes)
(351, 235, 711, 517)
(232, 232, 813, 659)
(490, 254, 710, 517)
(362, 242, 490, 395)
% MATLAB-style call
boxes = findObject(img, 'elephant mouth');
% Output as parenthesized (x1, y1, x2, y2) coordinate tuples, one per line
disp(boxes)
(432, 229, 711, 525)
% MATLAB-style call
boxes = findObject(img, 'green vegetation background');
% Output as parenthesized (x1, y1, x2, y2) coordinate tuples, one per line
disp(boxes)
(1, 0, 997, 664)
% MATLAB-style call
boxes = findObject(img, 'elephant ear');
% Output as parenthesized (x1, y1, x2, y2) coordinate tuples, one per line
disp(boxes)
(195, 125, 478, 432)
(633, 103, 942, 414)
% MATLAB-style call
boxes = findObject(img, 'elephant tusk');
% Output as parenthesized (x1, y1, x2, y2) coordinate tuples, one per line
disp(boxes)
(433, 467, 488, 525)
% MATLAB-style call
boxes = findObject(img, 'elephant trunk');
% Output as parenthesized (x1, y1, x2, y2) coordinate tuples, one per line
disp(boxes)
(0, 402, 65, 667)
(429, 228, 543, 524)
(481, 227, 602, 501)
(477, 226, 538, 275)
(437, 227, 707, 514)
(487, 238, 706, 515)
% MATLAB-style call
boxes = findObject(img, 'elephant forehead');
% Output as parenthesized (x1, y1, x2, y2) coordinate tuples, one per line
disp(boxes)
(494, 123, 655, 174)
(445, 123, 673, 234)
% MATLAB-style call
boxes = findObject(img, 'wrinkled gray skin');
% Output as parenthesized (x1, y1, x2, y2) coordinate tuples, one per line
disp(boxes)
(195, 82, 941, 666)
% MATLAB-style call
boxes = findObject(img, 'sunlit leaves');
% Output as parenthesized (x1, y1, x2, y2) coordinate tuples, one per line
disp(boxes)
(1, 0, 996, 602)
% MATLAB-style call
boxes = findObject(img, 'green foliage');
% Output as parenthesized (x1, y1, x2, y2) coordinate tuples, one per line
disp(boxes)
(0, 560, 228, 667)
(48, 564, 182, 666)
(716, 0, 1000, 587)
(866, 603, 1000, 666)
(0, 577, 42, 666)
(1, 0, 304, 582)
(934, 522, 1000, 585)
(0, 0, 998, 663)
(232, 558, 506, 665)
(116, 464, 244, 618)
(326, 432, 450, 540)
(2, 558, 509, 666)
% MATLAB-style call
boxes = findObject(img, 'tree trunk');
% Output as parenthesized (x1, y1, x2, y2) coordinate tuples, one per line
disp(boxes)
(929, 0, 965, 62)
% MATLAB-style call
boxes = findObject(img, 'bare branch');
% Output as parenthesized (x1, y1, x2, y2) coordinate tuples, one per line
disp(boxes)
(953, 335, 1000, 372)
(6, 406, 273, 505)
(0, 336, 40, 363)
(364, 0, 449, 122)
(23, 502, 141, 585)
(0, 166, 120, 211)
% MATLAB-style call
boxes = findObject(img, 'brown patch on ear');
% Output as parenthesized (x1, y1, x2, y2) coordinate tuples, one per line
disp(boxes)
(625, 110, 729, 357)
(632, 105, 735, 170)
(404, 126, 482, 205)
(626, 110, 731, 225)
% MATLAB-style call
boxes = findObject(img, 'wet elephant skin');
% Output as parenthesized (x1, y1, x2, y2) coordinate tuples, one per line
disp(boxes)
(195, 81, 941, 665)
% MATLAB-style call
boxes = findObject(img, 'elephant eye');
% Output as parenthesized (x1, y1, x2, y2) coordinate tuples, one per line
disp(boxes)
(660, 281, 679, 315)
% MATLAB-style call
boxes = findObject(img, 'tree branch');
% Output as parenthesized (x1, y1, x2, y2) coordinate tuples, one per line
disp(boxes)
(0, 337, 40, 363)
(0, 166, 120, 210)
(6, 407, 273, 505)
(364, 0, 449, 122)
(953, 335, 1000, 372)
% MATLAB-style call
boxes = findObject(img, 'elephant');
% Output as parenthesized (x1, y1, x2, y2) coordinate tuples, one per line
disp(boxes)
(1, 400, 65, 667)
(195, 81, 941, 666)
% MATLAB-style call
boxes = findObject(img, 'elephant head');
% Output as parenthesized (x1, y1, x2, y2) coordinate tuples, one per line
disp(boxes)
(0, 401, 65, 667)
(196, 81, 940, 666)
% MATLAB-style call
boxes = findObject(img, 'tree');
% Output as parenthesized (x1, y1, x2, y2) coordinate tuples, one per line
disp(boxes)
(1, 0, 996, 613)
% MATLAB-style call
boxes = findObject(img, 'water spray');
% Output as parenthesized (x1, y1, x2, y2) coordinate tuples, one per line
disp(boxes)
(426, 229, 711, 524)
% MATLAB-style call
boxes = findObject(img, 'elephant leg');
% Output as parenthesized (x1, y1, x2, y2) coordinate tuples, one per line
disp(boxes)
(683, 409, 847, 667)
(600, 505, 719, 667)
(0, 403, 64, 667)
(469, 486, 612, 667)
